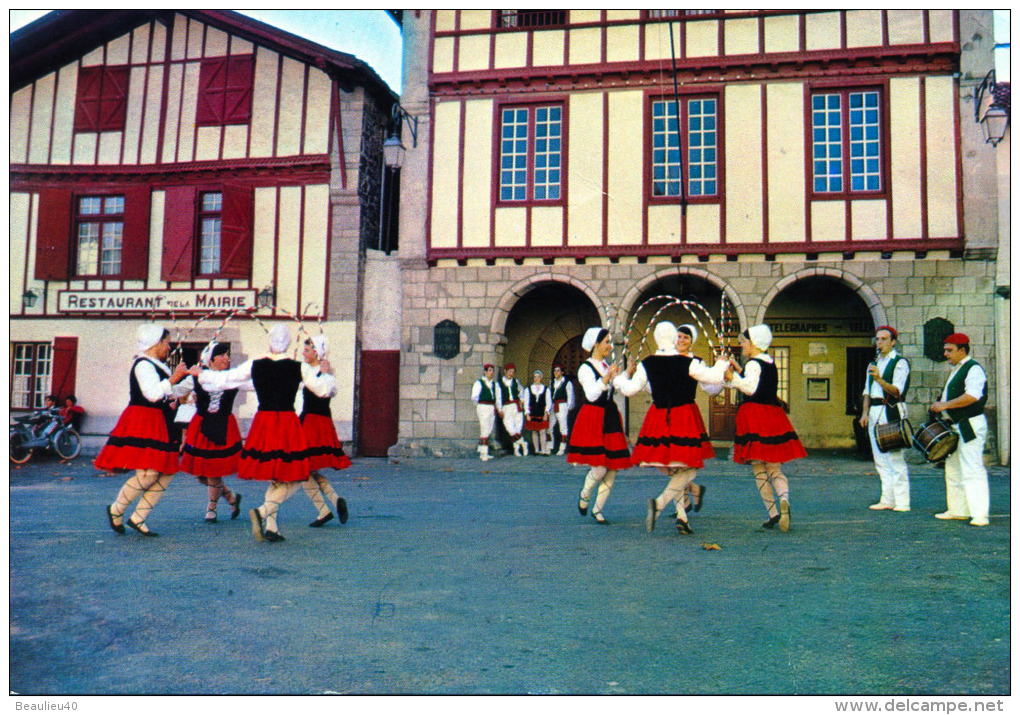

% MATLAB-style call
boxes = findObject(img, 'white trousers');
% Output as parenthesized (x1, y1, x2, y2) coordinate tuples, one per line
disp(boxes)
(476, 404, 496, 440)
(944, 415, 989, 520)
(552, 403, 570, 439)
(866, 405, 910, 509)
(501, 403, 524, 437)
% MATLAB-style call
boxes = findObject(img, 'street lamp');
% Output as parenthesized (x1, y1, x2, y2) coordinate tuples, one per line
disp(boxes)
(257, 285, 275, 309)
(22, 289, 39, 308)
(974, 69, 1010, 147)
(383, 133, 406, 170)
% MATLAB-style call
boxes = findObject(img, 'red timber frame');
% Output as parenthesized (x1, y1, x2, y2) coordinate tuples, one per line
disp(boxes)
(424, 9, 963, 264)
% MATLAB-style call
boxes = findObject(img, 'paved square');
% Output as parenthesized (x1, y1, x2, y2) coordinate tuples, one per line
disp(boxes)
(9, 452, 1010, 694)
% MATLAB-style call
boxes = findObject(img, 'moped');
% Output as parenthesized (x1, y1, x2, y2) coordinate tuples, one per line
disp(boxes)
(9, 409, 81, 464)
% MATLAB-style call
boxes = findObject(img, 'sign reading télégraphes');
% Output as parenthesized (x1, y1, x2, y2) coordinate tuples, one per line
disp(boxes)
(57, 290, 257, 314)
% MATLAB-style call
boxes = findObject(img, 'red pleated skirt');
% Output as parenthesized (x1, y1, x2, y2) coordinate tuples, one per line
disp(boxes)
(732, 402, 808, 465)
(238, 411, 311, 482)
(630, 403, 715, 468)
(524, 418, 549, 431)
(94, 405, 179, 474)
(180, 414, 243, 478)
(566, 404, 632, 470)
(301, 413, 352, 471)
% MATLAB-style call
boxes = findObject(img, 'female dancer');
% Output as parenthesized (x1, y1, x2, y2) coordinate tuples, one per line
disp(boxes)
(231, 324, 333, 542)
(299, 336, 351, 528)
(179, 342, 250, 523)
(614, 321, 727, 534)
(725, 325, 807, 532)
(98, 324, 195, 537)
(565, 327, 631, 524)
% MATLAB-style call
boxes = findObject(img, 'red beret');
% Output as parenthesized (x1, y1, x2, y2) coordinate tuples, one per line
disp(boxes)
(483, 364, 495, 370)
(875, 325, 898, 339)
(503, 363, 516, 371)
(552, 363, 564, 371)
(943, 333, 969, 346)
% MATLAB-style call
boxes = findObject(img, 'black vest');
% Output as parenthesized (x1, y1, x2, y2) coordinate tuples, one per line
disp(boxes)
(251, 358, 303, 412)
(301, 384, 333, 419)
(527, 386, 548, 419)
(642, 355, 697, 408)
(743, 358, 781, 406)
(193, 378, 238, 445)
(128, 357, 176, 436)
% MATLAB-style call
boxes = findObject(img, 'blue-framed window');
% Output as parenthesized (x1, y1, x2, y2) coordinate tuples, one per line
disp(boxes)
(651, 97, 718, 198)
(499, 105, 562, 202)
(811, 89, 883, 194)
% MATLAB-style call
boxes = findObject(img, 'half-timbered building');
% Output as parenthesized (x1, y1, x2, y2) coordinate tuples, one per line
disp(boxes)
(10, 10, 401, 454)
(390, 10, 1007, 459)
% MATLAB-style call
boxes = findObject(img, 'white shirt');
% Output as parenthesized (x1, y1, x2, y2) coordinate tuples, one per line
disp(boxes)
(728, 353, 774, 396)
(613, 348, 728, 398)
(133, 354, 192, 403)
(578, 359, 611, 403)
(550, 377, 575, 410)
(864, 349, 909, 400)
(524, 383, 551, 414)
(206, 355, 335, 403)
(940, 356, 987, 402)
(471, 377, 501, 408)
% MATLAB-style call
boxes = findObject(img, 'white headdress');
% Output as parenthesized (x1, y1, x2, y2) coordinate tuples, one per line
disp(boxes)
(137, 324, 165, 353)
(581, 327, 604, 353)
(747, 324, 773, 352)
(678, 323, 698, 344)
(311, 335, 328, 360)
(653, 321, 678, 351)
(269, 324, 291, 354)
(200, 341, 218, 367)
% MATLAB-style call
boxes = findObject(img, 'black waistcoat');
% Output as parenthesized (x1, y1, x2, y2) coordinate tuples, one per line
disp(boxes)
(193, 378, 239, 445)
(642, 355, 697, 408)
(744, 358, 780, 405)
(301, 384, 333, 419)
(251, 358, 303, 412)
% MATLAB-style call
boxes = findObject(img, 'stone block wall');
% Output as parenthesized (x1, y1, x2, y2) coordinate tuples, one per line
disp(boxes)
(392, 252, 998, 458)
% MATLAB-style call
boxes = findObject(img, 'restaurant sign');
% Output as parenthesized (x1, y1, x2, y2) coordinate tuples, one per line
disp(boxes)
(58, 290, 257, 314)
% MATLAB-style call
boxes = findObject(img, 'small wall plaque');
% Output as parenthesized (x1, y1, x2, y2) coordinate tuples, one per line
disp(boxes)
(923, 317, 954, 362)
(434, 319, 461, 360)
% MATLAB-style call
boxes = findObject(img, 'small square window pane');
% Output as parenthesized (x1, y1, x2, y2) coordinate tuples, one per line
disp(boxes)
(80, 197, 102, 215)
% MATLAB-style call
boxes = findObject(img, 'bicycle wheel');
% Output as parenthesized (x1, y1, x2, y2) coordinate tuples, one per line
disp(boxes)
(10, 432, 33, 464)
(53, 429, 82, 460)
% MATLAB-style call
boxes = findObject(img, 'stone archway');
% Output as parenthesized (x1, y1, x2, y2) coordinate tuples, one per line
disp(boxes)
(760, 271, 879, 450)
(756, 267, 887, 328)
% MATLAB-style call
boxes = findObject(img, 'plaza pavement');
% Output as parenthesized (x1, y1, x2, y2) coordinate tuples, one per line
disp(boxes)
(8, 448, 1010, 695)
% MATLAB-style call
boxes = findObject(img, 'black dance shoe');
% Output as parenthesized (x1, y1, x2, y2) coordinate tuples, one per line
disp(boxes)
(249, 508, 265, 542)
(106, 505, 126, 535)
(126, 519, 158, 537)
(675, 518, 693, 535)
(230, 493, 242, 520)
(693, 485, 707, 512)
(309, 512, 334, 528)
(337, 497, 349, 524)
(762, 514, 780, 529)
(264, 530, 286, 542)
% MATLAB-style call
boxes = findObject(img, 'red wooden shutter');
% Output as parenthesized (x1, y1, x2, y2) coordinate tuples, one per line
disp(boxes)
(35, 189, 73, 280)
(161, 186, 197, 281)
(223, 55, 255, 124)
(73, 66, 103, 132)
(50, 337, 79, 401)
(218, 183, 254, 279)
(120, 185, 151, 279)
(99, 66, 130, 132)
(195, 57, 228, 126)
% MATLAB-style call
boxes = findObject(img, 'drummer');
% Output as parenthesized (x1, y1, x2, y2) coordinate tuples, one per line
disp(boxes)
(859, 325, 911, 512)
(930, 333, 990, 527)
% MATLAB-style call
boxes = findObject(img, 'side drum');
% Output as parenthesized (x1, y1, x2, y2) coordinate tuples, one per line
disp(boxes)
(912, 419, 959, 463)
(875, 419, 912, 453)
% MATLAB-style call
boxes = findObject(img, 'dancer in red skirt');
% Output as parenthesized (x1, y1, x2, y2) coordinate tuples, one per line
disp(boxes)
(523, 370, 552, 456)
(566, 327, 631, 524)
(725, 324, 807, 532)
(180, 341, 251, 523)
(229, 325, 334, 542)
(98, 324, 195, 537)
(299, 336, 351, 528)
(615, 322, 727, 535)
